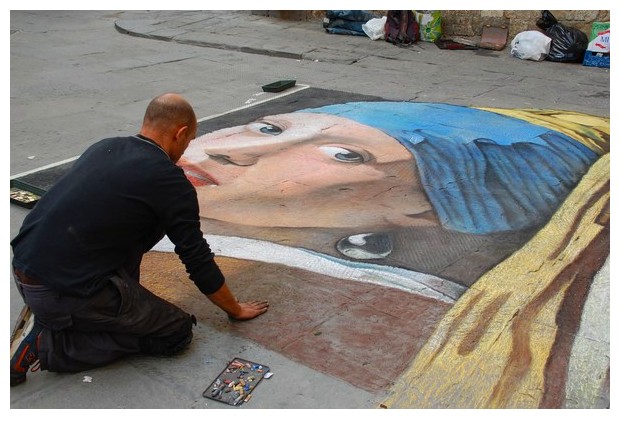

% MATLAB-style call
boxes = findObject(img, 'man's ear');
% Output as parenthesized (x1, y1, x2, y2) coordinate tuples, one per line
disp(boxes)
(175, 125, 189, 142)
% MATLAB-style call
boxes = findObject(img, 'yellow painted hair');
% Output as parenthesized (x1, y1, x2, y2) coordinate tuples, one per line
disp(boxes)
(476, 108, 609, 155)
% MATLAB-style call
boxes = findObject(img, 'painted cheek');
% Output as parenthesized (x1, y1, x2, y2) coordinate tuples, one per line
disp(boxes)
(182, 141, 209, 163)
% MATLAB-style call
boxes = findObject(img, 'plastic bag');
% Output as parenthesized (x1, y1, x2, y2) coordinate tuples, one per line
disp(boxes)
(362, 16, 387, 40)
(536, 10, 589, 62)
(583, 22, 610, 68)
(510, 30, 552, 61)
(415, 10, 442, 42)
(586, 23, 610, 54)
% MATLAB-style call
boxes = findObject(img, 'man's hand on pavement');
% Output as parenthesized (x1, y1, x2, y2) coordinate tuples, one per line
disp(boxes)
(229, 300, 269, 321)
(206, 282, 269, 321)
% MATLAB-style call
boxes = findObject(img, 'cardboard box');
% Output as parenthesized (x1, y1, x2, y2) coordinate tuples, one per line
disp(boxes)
(583, 22, 609, 68)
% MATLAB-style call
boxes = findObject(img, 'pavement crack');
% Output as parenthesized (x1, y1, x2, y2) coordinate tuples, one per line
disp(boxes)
(114, 56, 197, 71)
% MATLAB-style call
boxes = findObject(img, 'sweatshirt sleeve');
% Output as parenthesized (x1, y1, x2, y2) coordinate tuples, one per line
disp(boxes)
(154, 162, 225, 295)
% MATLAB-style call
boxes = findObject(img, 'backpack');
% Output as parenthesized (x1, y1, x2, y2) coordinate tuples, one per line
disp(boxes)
(384, 10, 419, 45)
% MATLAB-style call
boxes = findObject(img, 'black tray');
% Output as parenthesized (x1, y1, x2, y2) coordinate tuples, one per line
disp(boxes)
(203, 357, 270, 406)
(261, 79, 296, 92)
(10, 179, 45, 209)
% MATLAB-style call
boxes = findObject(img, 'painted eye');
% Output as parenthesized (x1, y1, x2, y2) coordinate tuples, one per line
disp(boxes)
(319, 146, 369, 163)
(258, 123, 282, 135)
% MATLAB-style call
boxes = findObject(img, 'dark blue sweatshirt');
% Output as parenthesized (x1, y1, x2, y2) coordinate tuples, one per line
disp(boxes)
(11, 135, 225, 296)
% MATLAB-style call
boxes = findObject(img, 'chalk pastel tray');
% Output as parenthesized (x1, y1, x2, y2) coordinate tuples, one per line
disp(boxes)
(203, 357, 270, 406)
(10, 179, 45, 209)
(261, 79, 296, 92)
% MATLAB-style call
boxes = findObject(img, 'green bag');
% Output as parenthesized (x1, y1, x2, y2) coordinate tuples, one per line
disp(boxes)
(415, 10, 442, 42)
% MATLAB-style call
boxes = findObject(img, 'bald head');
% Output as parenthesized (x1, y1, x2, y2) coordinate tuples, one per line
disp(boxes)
(142, 93, 197, 132)
(140, 93, 198, 162)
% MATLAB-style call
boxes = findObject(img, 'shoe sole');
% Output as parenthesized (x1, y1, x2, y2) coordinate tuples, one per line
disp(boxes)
(10, 306, 35, 358)
(10, 367, 27, 386)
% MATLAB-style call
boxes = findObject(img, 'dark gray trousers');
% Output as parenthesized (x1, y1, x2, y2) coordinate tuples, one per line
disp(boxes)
(14, 268, 195, 373)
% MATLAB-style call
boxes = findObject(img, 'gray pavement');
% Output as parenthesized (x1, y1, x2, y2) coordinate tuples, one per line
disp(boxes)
(112, 10, 611, 116)
(8, 10, 612, 418)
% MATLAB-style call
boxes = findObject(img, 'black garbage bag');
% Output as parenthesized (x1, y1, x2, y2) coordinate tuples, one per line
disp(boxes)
(536, 10, 589, 62)
(324, 10, 380, 36)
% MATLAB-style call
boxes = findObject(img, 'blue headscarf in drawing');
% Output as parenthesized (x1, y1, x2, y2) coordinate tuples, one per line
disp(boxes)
(301, 102, 598, 234)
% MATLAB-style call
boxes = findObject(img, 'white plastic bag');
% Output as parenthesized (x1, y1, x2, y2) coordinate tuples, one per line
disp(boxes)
(510, 30, 552, 61)
(362, 16, 387, 40)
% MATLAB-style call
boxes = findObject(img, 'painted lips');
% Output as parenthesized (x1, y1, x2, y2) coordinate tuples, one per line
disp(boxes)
(182, 165, 219, 187)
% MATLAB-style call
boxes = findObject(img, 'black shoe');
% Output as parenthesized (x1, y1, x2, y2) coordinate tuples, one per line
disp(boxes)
(10, 306, 42, 386)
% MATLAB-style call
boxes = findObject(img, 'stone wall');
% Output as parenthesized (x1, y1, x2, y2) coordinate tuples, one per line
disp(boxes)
(260, 10, 610, 42)
(440, 10, 610, 41)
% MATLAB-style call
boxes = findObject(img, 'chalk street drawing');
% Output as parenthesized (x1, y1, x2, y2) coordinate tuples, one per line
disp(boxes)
(153, 99, 609, 408)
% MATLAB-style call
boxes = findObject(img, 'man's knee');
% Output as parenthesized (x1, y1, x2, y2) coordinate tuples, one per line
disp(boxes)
(141, 313, 196, 356)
